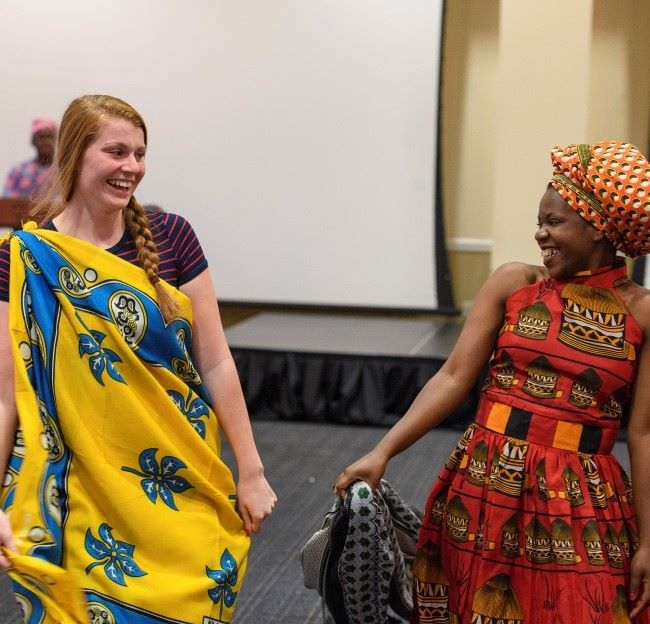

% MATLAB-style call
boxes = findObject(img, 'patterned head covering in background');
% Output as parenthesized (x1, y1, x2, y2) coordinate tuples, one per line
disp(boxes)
(30, 118, 57, 137)
(550, 141, 650, 258)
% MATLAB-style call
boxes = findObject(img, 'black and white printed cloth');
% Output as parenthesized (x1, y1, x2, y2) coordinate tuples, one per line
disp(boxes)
(301, 480, 422, 624)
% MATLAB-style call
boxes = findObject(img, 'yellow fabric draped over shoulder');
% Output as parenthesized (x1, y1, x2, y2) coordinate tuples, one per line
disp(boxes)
(1, 227, 249, 624)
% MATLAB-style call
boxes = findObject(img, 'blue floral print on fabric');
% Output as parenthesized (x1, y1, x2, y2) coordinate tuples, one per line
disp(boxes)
(207, 548, 239, 619)
(78, 330, 125, 385)
(167, 389, 210, 438)
(84, 523, 147, 587)
(121, 448, 193, 511)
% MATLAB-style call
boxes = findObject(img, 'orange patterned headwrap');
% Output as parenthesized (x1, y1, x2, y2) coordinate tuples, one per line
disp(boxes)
(550, 141, 650, 258)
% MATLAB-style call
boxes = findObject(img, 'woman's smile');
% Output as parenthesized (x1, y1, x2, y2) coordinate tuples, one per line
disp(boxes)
(540, 246, 559, 265)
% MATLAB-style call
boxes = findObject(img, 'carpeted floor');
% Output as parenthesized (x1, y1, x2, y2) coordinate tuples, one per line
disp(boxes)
(223, 420, 463, 624)
(0, 421, 632, 623)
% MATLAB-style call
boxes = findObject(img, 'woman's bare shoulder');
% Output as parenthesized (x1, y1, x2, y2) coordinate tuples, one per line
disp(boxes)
(487, 261, 545, 299)
(616, 279, 650, 335)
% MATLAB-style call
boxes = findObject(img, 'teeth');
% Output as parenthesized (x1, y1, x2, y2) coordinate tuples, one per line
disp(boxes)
(108, 179, 132, 189)
(541, 248, 558, 259)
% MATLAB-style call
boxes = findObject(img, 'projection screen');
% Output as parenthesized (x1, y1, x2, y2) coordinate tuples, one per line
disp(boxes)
(0, 0, 451, 311)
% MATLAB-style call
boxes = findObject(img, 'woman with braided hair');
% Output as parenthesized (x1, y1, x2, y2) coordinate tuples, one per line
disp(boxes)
(0, 94, 275, 623)
(336, 141, 650, 622)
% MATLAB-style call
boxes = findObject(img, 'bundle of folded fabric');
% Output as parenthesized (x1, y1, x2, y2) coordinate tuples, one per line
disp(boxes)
(301, 480, 422, 624)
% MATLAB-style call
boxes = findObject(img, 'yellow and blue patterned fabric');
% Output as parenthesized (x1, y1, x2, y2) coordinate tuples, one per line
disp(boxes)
(1, 225, 249, 623)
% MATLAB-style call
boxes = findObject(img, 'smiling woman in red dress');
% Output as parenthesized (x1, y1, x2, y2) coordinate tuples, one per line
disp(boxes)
(336, 141, 650, 623)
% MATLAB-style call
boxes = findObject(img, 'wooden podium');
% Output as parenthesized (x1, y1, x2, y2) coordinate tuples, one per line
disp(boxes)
(0, 198, 31, 228)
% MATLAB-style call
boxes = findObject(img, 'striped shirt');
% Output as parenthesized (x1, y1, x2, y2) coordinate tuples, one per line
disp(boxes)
(0, 208, 208, 302)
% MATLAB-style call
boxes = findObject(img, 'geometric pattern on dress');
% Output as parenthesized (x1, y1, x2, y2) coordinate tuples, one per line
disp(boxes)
(521, 356, 562, 399)
(559, 283, 634, 360)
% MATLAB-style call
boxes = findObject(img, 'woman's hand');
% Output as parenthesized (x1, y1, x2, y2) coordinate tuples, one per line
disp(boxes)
(0, 510, 17, 570)
(333, 449, 388, 498)
(629, 547, 650, 618)
(236, 471, 277, 536)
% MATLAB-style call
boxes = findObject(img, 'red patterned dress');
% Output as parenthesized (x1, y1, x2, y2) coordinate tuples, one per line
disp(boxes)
(414, 263, 649, 623)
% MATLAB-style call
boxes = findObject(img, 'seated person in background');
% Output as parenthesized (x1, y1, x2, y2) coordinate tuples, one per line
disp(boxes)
(2, 118, 57, 199)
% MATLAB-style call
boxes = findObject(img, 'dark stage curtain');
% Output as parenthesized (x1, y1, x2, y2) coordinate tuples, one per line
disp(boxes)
(232, 348, 479, 429)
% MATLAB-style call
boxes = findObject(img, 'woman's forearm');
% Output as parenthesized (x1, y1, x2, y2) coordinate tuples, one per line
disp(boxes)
(202, 356, 264, 477)
(0, 301, 16, 476)
(0, 406, 17, 477)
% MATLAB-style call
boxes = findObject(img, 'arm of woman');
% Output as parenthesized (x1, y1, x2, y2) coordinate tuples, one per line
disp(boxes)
(0, 300, 18, 568)
(334, 262, 535, 494)
(623, 292, 650, 618)
(180, 271, 276, 535)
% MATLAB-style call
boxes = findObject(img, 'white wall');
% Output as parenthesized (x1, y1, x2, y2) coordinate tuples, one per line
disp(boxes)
(1, 0, 444, 310)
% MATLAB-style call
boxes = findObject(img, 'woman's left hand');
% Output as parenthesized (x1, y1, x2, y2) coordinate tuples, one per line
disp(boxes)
(237, 471, 277, 535)
(629, 547, 650, 618)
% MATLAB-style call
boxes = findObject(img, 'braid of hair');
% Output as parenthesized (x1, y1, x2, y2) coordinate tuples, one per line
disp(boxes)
(124, 199, 179, 322)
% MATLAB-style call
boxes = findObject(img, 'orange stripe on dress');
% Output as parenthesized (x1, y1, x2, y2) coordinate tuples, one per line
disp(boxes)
(486, 402, 511, 433)
(551, 420, 583, 451)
